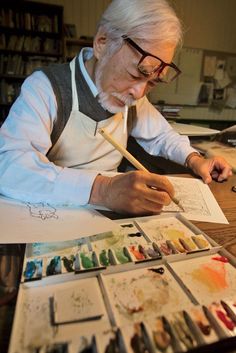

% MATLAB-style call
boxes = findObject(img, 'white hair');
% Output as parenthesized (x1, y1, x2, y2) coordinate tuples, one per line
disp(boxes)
(97, 0, 182, 52)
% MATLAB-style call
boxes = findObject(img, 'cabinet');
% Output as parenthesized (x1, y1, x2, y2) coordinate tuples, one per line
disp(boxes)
(0, 0, 64, 125)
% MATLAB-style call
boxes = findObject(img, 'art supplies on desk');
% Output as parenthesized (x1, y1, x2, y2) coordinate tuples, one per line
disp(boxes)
(8, 213, 236, 353)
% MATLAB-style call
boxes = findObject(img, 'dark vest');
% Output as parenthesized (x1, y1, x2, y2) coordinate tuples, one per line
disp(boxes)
(40, 58, 137, 148)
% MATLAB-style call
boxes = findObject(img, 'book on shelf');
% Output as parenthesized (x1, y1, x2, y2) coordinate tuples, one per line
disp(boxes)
(15, 36, 25, 51)
(7, 35, 18, 50)
(0, 34, 6, 49)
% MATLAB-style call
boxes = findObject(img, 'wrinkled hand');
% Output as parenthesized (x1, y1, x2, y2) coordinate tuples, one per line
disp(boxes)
(89, 171, 175, 215)
(188, 155, 232, 184)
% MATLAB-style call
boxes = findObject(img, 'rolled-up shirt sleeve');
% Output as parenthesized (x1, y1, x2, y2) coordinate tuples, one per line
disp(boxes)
(0, 71, 98, 205)
(131, 96, 197, 165)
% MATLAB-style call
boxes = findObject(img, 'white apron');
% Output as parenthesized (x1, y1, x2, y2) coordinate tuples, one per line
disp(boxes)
(48, 57, 128, 171)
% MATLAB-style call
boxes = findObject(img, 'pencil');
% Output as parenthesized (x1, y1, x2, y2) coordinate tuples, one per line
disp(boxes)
(98, 128, 184, 211)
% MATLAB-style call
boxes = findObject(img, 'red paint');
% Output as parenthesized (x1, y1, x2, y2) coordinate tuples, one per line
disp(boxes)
(212, 256, 229, 263)
(216, 310, 235, 331)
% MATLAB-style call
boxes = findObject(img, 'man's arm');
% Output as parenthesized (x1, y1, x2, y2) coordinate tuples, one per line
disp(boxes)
(186, 153, 232, 183)
(89, 171, 175, 215)
(131, 97, 232, 182)
(0, 71, 98, 205)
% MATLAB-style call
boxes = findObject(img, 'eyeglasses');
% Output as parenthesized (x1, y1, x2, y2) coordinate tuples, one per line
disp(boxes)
(122, 35, 181, 83)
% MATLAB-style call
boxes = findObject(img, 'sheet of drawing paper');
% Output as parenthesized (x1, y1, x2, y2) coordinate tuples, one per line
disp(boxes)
(169, 254, 236, 305)
(0, 195, 118, 243)
(101, 265, 192, 327)
(164, 177, 228, 224)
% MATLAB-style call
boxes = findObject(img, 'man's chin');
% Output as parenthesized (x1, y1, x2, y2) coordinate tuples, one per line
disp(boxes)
(98, 97, 125, 114)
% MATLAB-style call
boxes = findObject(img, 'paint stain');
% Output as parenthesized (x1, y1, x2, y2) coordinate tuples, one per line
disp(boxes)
(129, 246, 145, 260)
(80, 253, 94, 269)
(62, 256, 75, 272)
(114, 248, 130, 264)
(128, 232, 142, 237)
(99, 249, 110, 266)
(148, 267, 165, 275)
(161, 228, 185, 241)
(197, 321, 211, 336)
(212, 256, 229, 263)
(216, 309, 235, 331)
(191, 263, 228, 292)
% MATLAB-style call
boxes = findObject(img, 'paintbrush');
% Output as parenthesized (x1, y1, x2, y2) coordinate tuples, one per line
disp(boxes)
(98, 128, 184, 211)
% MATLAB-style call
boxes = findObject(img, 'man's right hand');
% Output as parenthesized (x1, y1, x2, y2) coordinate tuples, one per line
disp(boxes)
(89, 171, 175, 215)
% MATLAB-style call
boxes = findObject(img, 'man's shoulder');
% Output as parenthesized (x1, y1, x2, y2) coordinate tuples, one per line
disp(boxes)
(40, 62, 70, 80)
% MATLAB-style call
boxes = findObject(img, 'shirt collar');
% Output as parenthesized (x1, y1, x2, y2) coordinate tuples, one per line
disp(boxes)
(78, 47, 98, 97)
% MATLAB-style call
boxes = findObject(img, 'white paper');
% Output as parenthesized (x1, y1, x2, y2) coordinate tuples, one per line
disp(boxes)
(169, 121, 220, 136)
(0, 195, 118, 243)
(164, 177, 228, 224)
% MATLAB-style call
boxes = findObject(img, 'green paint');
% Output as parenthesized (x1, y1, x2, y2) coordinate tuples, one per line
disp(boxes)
(115, 248, 130, 264)
(80, 253, 94, 269)
(99, 249, 110, 266)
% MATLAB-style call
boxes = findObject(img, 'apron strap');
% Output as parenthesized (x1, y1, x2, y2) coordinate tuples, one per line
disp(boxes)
(69, 57, 79, 111)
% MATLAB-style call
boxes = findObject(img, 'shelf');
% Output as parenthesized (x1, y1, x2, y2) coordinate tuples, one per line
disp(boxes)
(0, 26, 61, 38)
(0, 74, 26, 80)
(0, 1, 64, 114)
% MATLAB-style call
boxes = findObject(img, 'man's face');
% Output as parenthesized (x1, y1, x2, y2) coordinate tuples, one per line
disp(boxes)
(95, 40, 175, 114)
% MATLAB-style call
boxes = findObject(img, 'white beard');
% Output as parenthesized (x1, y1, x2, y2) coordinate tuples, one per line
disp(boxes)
(95, 57, 136, 114)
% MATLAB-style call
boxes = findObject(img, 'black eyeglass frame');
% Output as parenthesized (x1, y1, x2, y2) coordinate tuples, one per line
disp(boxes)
(122, 35, 181, 83)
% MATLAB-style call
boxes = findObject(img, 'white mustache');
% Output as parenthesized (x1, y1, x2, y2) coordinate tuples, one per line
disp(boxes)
(111, 92, 136, 107)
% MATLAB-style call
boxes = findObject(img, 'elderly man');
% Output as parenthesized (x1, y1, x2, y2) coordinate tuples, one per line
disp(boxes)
(0, 0, 232, 215)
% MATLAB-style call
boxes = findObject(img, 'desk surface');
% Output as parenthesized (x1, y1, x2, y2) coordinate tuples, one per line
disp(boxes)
(193, 174, 236, 257)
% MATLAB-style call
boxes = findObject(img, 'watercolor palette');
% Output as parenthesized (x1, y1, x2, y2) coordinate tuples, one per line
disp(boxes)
(9, 214, 236, 353)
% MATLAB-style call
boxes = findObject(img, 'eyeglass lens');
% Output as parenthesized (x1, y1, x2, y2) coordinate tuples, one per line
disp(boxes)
(138, 56, 178, 83)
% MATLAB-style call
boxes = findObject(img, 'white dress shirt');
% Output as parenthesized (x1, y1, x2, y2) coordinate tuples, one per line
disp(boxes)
(0, 48, 196, 206)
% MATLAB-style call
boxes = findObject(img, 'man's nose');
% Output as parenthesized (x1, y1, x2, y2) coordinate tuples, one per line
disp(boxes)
(128, 81, 148, 100)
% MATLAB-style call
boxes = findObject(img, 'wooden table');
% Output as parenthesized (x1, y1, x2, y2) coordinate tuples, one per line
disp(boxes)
(193, 174, 236, 256)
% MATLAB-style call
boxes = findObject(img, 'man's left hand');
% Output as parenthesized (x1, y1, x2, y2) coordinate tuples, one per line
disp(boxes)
(188, 154, 233, 184)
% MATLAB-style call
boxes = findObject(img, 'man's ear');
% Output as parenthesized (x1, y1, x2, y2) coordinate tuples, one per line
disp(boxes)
(93, 30, 107, 60)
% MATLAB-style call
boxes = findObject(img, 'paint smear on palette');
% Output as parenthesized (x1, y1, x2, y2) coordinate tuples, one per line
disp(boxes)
(101, 265, 191, 326)
(136, 217, 196, 244)
(191, 262, 227, 292)
(89, 223, 148, 253)
(170, 255, 236, 305)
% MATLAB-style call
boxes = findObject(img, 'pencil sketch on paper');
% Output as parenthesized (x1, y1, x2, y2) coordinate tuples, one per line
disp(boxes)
(162, 177, 228, 224)
(25, 202, 59, 220)
(164, 178, 210, 215)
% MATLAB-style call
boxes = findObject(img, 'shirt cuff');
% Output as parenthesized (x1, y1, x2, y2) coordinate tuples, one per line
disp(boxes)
(52, 168, 99, 206)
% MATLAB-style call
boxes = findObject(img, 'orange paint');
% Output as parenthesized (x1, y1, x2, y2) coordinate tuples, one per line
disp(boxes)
(191, 263, 228, 292)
